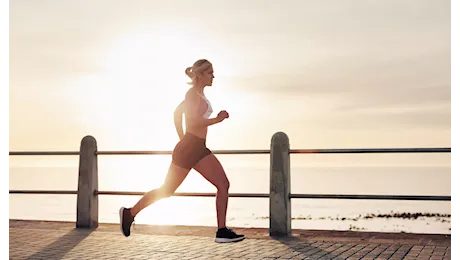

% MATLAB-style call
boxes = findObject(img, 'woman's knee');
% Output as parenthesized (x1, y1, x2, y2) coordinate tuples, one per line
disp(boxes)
(159, 185, 175, 198)
(217, 178, 230, 192)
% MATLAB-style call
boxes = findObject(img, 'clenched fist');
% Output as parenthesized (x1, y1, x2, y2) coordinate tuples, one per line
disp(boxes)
(217, 110, 229, 122)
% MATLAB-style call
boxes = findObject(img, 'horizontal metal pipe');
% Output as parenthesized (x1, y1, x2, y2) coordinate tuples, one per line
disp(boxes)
(9, 151, 80, 156)
(9, 190, 451, 201)
(97, 147, 451, 155)
(290, 148, 451, 154)
(290, 194, 451, 201)
(9, 148, 451, 156)
(8, 190, 268, 198)
(96, 191, 269, 197)
(9, 190, 78, 195)
(96, 150, 270, 155)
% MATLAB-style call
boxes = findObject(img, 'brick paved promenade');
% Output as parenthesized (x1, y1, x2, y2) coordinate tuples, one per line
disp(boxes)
(9, 220, 450, 260)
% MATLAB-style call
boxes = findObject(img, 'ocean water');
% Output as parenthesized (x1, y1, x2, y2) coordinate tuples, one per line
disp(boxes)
(9, 154, 451, 234)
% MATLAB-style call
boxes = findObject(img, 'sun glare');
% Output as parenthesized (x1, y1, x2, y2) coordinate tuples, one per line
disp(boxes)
(65, 23, 259, 154)
(95, 27, 198, 148)
(63, 25, 258, 204)
(76, 26, 247, 221)
(95, 25, 245, 146)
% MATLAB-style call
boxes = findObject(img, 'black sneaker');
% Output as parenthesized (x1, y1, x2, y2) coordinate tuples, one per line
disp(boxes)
(215, 227, 245, 243)
(119, 207, 134, 237)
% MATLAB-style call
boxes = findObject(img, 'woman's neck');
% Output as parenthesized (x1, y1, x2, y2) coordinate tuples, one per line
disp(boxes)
(192, 85, 205, 94)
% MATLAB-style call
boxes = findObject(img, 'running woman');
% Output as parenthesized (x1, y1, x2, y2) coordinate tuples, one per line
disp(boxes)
(119, 59, 245, 243)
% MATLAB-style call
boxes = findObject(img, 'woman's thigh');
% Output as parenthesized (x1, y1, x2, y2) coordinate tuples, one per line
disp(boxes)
(193, 153, 229, 189)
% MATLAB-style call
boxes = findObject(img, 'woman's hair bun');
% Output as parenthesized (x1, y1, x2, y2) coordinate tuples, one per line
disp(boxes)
(185, 67, 195, 79)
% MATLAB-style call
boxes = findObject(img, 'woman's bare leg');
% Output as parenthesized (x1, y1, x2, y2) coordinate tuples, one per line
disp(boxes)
(193, 154, 229, 228)
(120, 162, 190, 237)
(193, 153, 245, 242)
(130, 162, 191, 217)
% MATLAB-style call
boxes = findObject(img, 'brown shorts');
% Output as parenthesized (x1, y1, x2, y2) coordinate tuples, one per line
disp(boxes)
(172, 132, 212, 169)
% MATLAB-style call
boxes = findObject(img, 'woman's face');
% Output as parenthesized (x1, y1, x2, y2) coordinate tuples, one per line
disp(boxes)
(200, 65, 214, 87)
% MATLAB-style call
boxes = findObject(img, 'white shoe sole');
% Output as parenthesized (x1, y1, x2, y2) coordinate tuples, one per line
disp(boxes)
(215, 236, 245, 243)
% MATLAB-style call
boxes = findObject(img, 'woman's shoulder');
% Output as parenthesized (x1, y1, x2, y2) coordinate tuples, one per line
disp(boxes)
(185, 88, 199, 100)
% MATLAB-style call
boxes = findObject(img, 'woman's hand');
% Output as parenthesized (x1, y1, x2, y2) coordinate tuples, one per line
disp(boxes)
(216, 110, 229, 122)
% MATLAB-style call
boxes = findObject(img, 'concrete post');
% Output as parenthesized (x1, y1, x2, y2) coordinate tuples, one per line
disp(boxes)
(76, 135, 98, 228)
(269, 132, 291, 237)
(8, 149, 10, 231)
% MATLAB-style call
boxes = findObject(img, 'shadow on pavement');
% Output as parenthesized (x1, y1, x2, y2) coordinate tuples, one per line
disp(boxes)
(27, 228, 94, 260)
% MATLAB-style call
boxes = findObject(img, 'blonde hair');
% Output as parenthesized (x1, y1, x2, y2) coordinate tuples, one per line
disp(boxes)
(185, 59, 212, 86)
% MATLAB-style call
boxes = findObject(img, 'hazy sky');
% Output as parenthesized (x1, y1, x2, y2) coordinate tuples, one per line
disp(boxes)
(9, 0, 451, 165)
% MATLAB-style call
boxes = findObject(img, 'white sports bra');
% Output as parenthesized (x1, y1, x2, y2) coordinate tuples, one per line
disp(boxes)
(197, 93, 213, 119)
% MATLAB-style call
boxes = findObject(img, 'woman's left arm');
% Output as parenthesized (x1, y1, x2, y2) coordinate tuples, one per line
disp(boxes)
(173, 100, 185, 140)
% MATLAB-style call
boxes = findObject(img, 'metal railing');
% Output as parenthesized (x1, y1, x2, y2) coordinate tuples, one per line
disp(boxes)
(9, 133, 451, 236)
(9, 147, 450, 156)
(9, 190, 450, 201)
